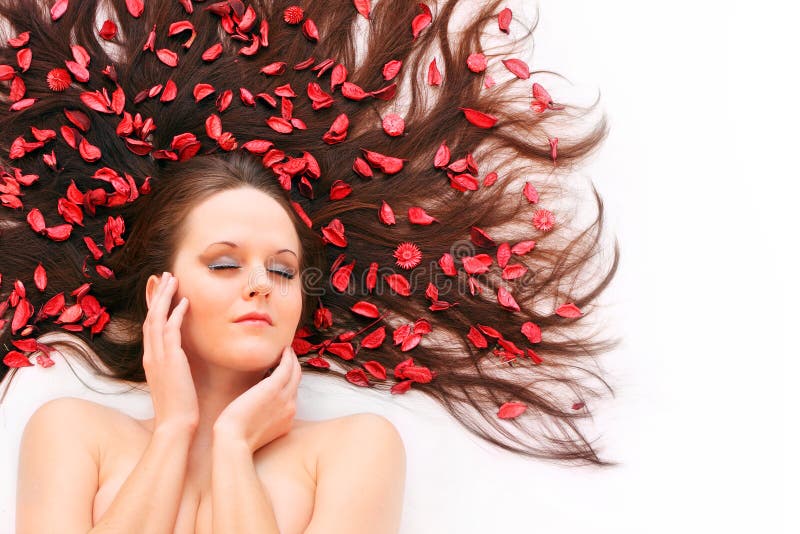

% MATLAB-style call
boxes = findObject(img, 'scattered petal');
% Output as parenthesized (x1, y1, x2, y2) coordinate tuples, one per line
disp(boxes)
(555, 302, 583, 318)
(498, 401, 526, 419)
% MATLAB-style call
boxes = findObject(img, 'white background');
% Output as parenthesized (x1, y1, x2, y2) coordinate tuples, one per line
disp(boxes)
(2, 1, 796, 533)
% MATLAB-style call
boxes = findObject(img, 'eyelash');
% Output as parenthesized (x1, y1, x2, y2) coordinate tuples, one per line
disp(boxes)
(208, 264, 296, 280)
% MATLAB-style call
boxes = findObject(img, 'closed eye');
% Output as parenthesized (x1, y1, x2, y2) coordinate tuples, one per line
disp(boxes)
(208, 265, 296, 279)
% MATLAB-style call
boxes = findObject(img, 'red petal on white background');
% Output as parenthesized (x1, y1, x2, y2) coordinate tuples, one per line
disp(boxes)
(521, 321, 542, 344)
(99, 20, 117, 40)
(502, 58, 530, 79)
(523, 181, 539, 203)
(501, 263, 527, 280)
(511, 240, 536, 255)
(411, 12, 432, 40)
(498, 7, 512, 33)
(354, 0, 370, 18)
(497, 401, 526, 419)
(427, 58, 441, 86)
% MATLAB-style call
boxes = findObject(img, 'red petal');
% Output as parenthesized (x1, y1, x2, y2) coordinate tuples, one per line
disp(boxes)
(203, 43, 223, 61)
(353, 157, 373, 178)
(498, 7, 512, 33)
(467, 326, 487, 348)
(438, 253, 456, 276)
(3, 351, 32, 368)
(341, 82, 368, 101)
(549, 137, 558, 163)
(8, 32, 30, 48)
(99, 20, 117, 40)
(216, 89, 233, 112)
(460, 107, 497, 128)
(193, 83, 215, 102)
(408, 206, 438, 225)
(427, 58, 441, 86)
(329, 180, 352, 200)
(572, 402, 586, 411)
(470, 226, 496, 247)
(390, 379, 413, 394)
(16, 48, 32, 72)
(260, 62, 287, 76)
(266, 116, 293, 134)
(50, 0, 68, 21)
(382, 59, 402, 81)
(9, 76, 25, 102)
(332, 261, 355, 292)
(27, 208, 45, 233)
(80, 90, 113, 113)
(45, 224, 73, 241)
(79, 138, 102, 162)
(497, 401, 526, 419)
(384, 273, 411, 296)
(411, 12, 432, 39)
(433, 140, 450, 168)
(497, 286, 520, 311)
(511, 240, 536, 255)
(361, 149, 404, 174)
(379, 200, 395, 225)
(125, 0, 144, 18)
(10, 98, 37, 111)
(466, 53, 487, 73)
(302, 19, 319, 41)
(156, 49, 179, 67)
(523, 182, 539, 203)
(241, 139, 273, 154)
(33, 263, 47, 291)
(521, 322, 542, 344)
(351, 301, 380, 318)
(502, 58, 530, 79)
(345, 369, 370, 386)
(361, 326, 386, 349)
(161, 79, 177, 102)
(363, 360, 387, 380)
(353, 0, 370, 18)
(496, 242, 511, 268)
(555, 302, 583, 318)
(382, 113, 405, 136)
(327, 342, 355, 361)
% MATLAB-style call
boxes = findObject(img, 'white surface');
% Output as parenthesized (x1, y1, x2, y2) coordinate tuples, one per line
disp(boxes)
(2, 0, 796, 533)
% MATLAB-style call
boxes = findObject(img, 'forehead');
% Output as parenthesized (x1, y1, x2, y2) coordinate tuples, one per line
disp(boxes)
(181, 188, 300, 252)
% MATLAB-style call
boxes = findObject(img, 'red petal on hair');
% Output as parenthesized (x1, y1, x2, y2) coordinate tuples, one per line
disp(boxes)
(532, 82, 563, 110)
(511, 240, 536, 255)
(555, 302, 583, 318)
(470, 226, 496, 247)
(290, 201, 312, 228)
(32, 263, 47, 291)
(238, 35, 260, 56)
(341, 82, 368, 101)
(216, 132, 237, 151)
(261, 62, 287, 76)
(363, 360, 387, 380)
(521, 322, 542, 344)
(502, 58, 530, 79)
(438, 253, 456, 276)
(168, 20, 195, 37)
(361, 326, 385, 349)
(532, 208, 555, 231)
(411, 12, 432, 39)
(99, 20, 117, 40)
(382, 60, 402, 81)
(44, 224, 73, 241)
(156, 49, 179, 67)
(125, 0, 144, 18)
(329, 180, 352, 200)
(0, 64, 15, 81)
(241, 139, 273, 154)
(523, 182, 539, 203)
(390, 379, 412, 394)
(60, 126, 78, 148)
(407, 206, 438, 225)
(39, 292, 65, 318)
(549, 137, 558, 163)
(450, 173, 479, 191)
(307, 82, 334, 109)
(239, 87, 255, 105)
(495, 242, 511, 268)
(16, 48, 31, 72)
(433, 140, 450, 168)
(345, 369, 369, 386)
(351, 301, 380, 318)
(64, 109, 91, 131)
(327, 342, 355, 361)
(322, 113, 349, 145)
(111, 85, 125, 114)
(330, 63, 347, 91)
(366, 262, 378, 292)
(95, 265, 115, 279)
(83, 236, 103, 260)
(58, 198, 84, 226)
(79, 138, 101, 162)
(160, 79, 177, 102)
(258, 19, 269, 46)
(332, 261, 355, 292)
(353, 0, 370, 18)
(3, 351, 32, 367)
(381, 114, 405, 136)
(462, 256, 489, 275)
(142, 24, 156, 51)
(361, 149, 404, 174)
(202, 43, 223, 61)
(498, 7, 512, 33)
(460, 107, 497, 128)
(9, 98, 37, 111)
(70, 44, 90, 67)
(302, 19, 319, 41)
(497, 401, 526, 419)
(572, 401, 586, 410)
(379, 200, 395, 225)
(193, 83, 215, 102)
(305, 356, 330, 369)
(266, 116, 293, 134)
(50, 0, 68, 21)
(8, 31, 30, 48)
(369, 82, 397, 100)
(427, 58, 441, 86)
(216, 89, 233, 112)
(466, 53, 486, 73)
(384, 273, 411, 296)
(467, 326, 488, 348)
(321, 218, 347, 247)
(80, 90, 113, 113)
(501, 263, 527, 280)
(123, 137, 153, 156)
(352, 157, 373, 179)
(55, 303, 83, 324)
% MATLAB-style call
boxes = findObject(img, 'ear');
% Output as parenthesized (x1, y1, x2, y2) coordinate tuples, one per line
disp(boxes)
(145, 274, 162, 309)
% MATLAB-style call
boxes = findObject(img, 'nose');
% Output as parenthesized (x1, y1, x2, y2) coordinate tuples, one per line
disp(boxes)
(246, 265, 273, 298)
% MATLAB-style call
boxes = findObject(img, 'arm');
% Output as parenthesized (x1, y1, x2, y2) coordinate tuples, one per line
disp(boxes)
(304, 414, 407, 534)
(16, 397, 195, 534)
(211, 432, 280, 534)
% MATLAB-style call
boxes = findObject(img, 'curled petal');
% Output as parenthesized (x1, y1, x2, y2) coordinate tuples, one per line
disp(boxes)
(161, 79, 177, 102)
(50, 0, 68, 21)
(261, 62, 287, 76)
(497, 401, 526, 419)
(17, 48, 32, 72)
(193, 83, 215, 102)
(351, 301, 380, 318)
(460, 107, 497, 128)
(502, 58, 530, 79)
(302, 19, 319, 41)
(203, 43, 223, 61)
(379, 200, 395, 225)
(126, 0, 144, 18)
(498, 7, 512, 33)
(427, 58, 441, 86)
(354, 0, 370, 19)
(382, 59, 402, 81)
(555, 302, 583, 318)
(156, 48, 179, 67)
(408, 206, 438, 225)
(99, 20, 117, 40)
(361, 149, 404, 174)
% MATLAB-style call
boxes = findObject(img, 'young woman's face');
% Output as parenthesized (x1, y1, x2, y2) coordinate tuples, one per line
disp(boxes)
(159, 186, 303, 371)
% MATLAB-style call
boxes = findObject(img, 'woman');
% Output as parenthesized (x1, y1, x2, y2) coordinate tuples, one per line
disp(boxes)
(1, 0, 619, 531)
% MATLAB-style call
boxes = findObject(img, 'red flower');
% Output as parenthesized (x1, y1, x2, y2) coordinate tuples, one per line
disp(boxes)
(47, 68, 71, 91)
(532, 208, 555, 231)
(466, 53, 487, 73)
(283, 6, 304, 24)
(382, 113, 405, 136)
(393, 242, 422, 270)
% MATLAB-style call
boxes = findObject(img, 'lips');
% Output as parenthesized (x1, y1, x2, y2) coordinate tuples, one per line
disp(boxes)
(234, 311, 273, 325)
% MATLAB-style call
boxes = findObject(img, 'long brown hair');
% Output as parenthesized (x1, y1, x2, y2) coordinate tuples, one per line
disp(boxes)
(0, 0, 620, 465)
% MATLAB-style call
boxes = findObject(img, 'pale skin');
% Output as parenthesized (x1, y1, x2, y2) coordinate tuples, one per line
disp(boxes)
(16, 187, 406, 534)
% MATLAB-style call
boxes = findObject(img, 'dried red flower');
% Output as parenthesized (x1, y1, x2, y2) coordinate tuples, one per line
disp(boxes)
(381, 113, 405, 136)
(47, 68, 71, 91)
(283, 6, 304, 25)
(393, 242, 422, 270)
(531, 208, 555, 231)
(466, 53, 487, 73)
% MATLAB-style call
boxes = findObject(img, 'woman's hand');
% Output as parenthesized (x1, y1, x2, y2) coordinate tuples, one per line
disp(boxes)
(212, 345, 301, 453)
(142, 271, 199, 432)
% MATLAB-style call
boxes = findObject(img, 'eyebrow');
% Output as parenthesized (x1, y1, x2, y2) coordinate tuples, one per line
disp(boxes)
(203, 241, 298, 257)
